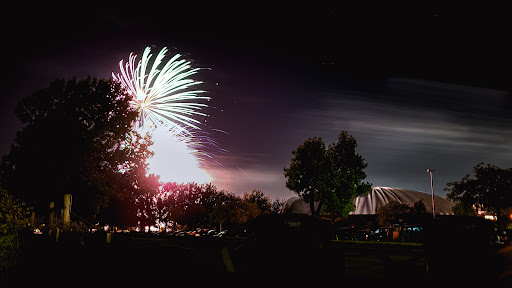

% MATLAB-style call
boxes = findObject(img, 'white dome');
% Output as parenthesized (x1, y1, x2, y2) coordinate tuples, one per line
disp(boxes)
(283, 187, 455, 215)
(352, 187, 455, 215)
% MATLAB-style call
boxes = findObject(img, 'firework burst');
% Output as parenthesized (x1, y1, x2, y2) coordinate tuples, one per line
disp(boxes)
(113, 46, 213, 183)
(113, 46, 210, 133)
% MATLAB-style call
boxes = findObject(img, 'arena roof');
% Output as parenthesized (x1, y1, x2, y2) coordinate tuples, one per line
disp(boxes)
(284, 187, 455, 215)
(352, 187, 455, 215)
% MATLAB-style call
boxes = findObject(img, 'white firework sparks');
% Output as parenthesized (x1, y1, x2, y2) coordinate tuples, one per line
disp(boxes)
(113, 46, 210, 134)
(113, 46, 212, 183)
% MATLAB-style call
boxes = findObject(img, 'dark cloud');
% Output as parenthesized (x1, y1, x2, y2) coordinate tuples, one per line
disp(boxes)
(286, 78, 512, 195)
(2, 4, 512, 200)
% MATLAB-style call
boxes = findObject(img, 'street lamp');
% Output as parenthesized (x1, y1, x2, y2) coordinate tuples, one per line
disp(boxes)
(427, 169, 435, 219)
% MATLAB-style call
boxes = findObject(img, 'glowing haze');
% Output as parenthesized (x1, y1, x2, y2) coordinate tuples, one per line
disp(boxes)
(139, 125, 211, 183)
(113, 46, 212, 183)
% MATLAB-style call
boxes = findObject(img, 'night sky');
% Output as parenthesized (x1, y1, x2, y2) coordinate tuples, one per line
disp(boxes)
(2, 4, 512, 200)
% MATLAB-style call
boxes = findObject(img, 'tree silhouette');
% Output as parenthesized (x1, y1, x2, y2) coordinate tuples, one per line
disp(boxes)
(284, 131, 371, 216)
(243, 189, 271, 213)
(376, 200, 427, 226)
(446, 163, 512, 226)
(132, 183, 281, 231)
(0, 78, 152, 220)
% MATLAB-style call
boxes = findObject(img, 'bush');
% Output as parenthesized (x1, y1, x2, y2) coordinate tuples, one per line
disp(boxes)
(0, 188, 29, 271)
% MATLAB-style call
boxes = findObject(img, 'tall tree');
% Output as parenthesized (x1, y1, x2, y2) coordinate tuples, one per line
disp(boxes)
(243, 189, 271, 213)
(284, 131, 371, 216)
(210, 190, 239, 231)
(0, 78, 152, 220)
(446, 163, 512, 225)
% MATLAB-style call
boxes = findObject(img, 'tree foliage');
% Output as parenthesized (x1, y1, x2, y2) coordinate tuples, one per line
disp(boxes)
(284, 131, 371, 216)
(243, 190, 271, 213)
(135, 184, 280, 231)
(0, 78, 152, 219)
(376, 200, 427, 226)
(0, 188, 30, 271)
(446, 163, 512, 224)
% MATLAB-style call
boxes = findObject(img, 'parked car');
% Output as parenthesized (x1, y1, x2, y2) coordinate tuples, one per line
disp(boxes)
(355, 229, 373, 241)
(213, 230, 228, 238)
(187, 231, 201, 237)
(373, 227, 394, 241)
(332, 227, 357, 240)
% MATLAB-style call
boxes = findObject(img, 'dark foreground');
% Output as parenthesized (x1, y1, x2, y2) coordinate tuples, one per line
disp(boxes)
(4, 232, 511, 285)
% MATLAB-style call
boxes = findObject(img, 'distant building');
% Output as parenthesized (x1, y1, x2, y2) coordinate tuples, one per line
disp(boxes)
(283, 187, 455, 215)
(352, 187, 455, 215)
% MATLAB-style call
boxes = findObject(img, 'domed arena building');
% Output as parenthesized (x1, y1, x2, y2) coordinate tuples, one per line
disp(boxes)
(352, 187, 455, 215)
(284, 187, 455, 215)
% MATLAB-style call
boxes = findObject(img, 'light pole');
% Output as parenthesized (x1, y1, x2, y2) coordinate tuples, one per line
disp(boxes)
(427, 169, 435, 219)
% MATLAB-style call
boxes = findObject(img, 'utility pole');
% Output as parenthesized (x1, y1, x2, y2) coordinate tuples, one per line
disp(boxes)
(49, 202, 55, 230)
(63, 194, 72, 231)
(427, 169, 435, 219)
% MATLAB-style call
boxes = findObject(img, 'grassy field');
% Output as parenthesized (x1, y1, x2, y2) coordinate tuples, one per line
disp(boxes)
(5, 233, 504, 283)
(329, 240, 425, 280)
